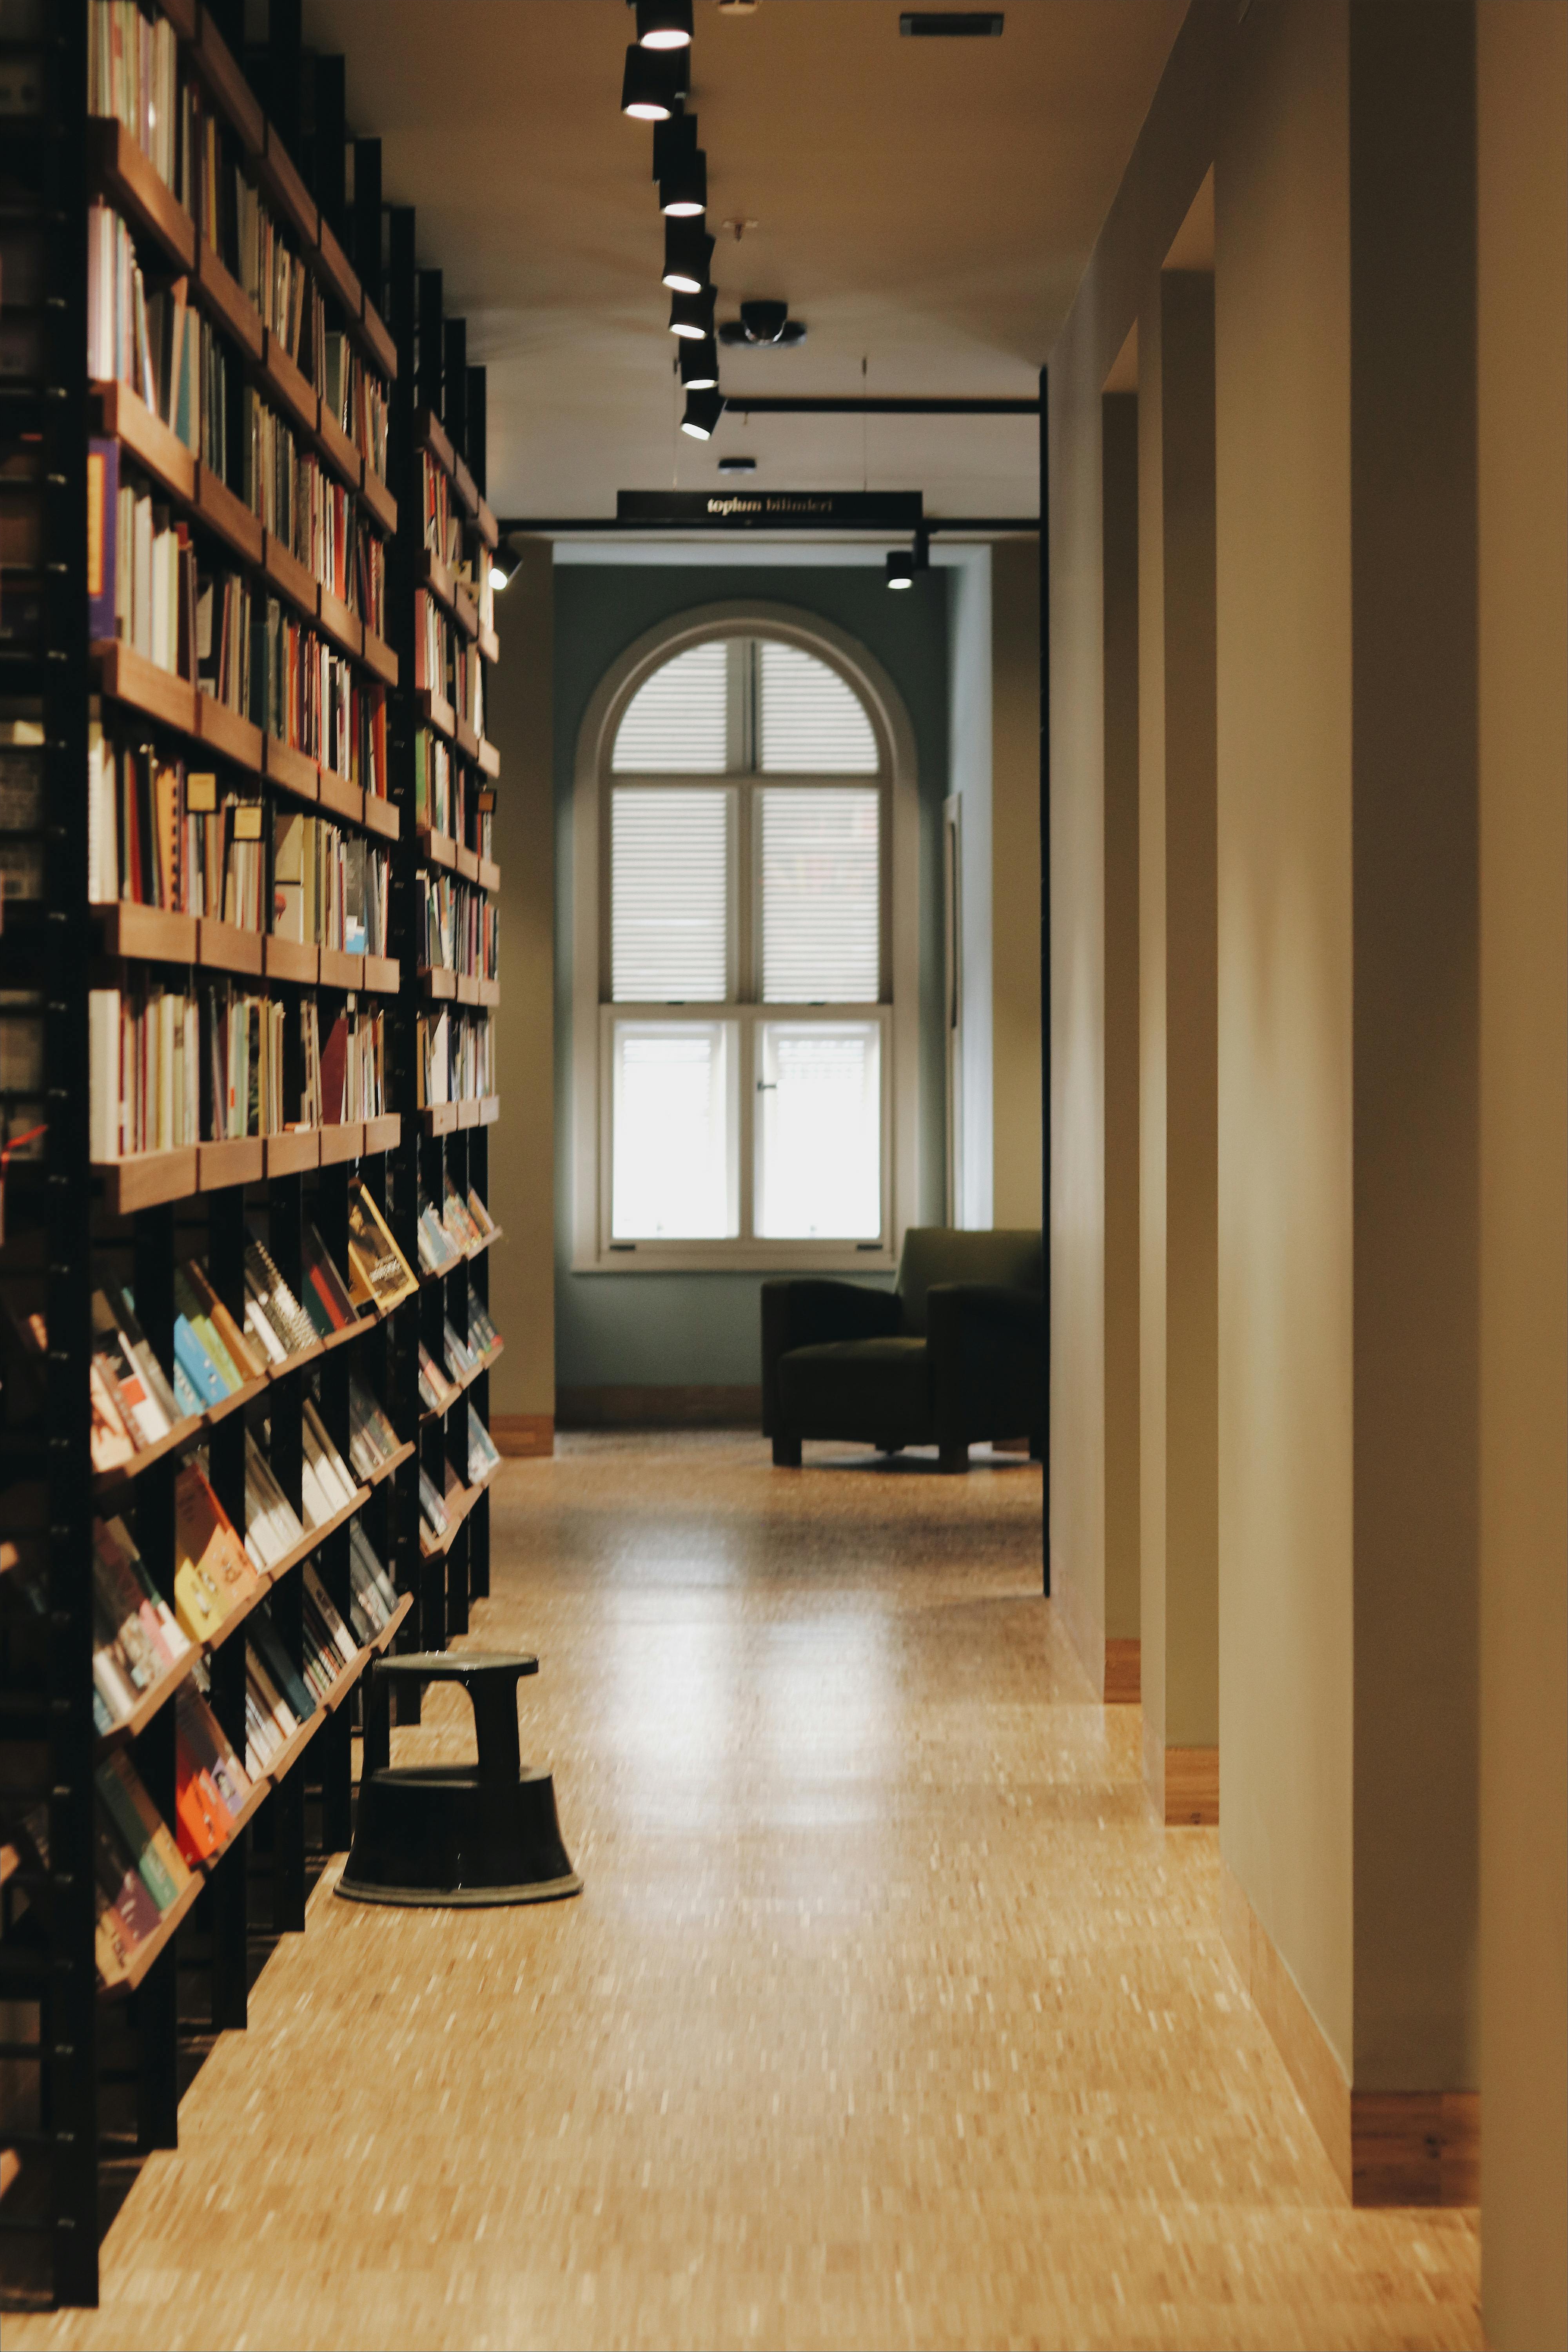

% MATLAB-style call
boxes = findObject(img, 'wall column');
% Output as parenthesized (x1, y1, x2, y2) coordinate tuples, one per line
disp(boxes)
(1139, 269, 1219, 1823)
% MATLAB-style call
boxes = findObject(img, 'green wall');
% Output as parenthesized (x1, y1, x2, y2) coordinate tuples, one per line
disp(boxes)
(552, 559, 949, 1391)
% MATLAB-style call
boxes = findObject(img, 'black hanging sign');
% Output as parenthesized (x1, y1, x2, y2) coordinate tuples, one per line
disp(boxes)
(616, 489, 924, 528)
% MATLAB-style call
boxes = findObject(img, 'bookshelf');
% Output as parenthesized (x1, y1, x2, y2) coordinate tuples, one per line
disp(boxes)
(0, 0, 508, 2308)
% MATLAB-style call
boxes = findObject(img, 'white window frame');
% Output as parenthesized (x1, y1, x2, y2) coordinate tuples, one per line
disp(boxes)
(572, 601, 921, 1273)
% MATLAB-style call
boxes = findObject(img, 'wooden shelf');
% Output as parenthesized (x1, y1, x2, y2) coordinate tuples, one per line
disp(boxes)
(265, 1127, 320, 1175)
(196, 687, 264, 773)
(454, 711, 480, 762)
(198, 1136, 264, 1191)
(91, 377, 194, 505)
(477, 976, 500, 1007)
(362, 791, 400, 842)
(261, 1483, 370, 1593)
(87, 118, 196, 275)
(363, 1438, 416, 1491)
(204, 1566, 272, 1656)
(260, 122, 319, 251)
(258, 328, 318, 444)
(474, 496, 500, 554)
(456, 974, 479, 1007)
(96, 1148, 199, 1216)
(414, 406, 458, 481)
(360, 621, 398, 685)
(318, 584, 362, 662)
(360, 299, 397, 383)
(420, 1338, 503, 1425)
(455, 844, 480, 884)
(420, 548, 458, 615)
(457, 1099, 478, 1130)
(417, 826, 457, 871)
(479, 1095, 500, 1126)
(197, 917, 264, 978)
(319, 1120, 365, 1165)
(317, 764, 363, 825)
(92, 1411, 205, 1498)
(194, 460, 265, 566)
(92, 639, 198, 739)
(195, 11, 263, 156)
(264, 734, 319, 802)
(316, 218, 361, 319)
(420, 967, 457, 1002)
(417, 688, 456, 742)
(265, 1335, 323, 1384)
(477, 622, 500, 666)
(476, 737, 501, 781)
(419, 1459, 499, 1558)
(94, 900, 196, 965)
(194, 240, 263, 365)
(453, 582, 479, 642)
(263, 528, 317, 619)
(318, 946, 363, 992)
(362, 954, 400, 995)
(256, 1696, 328, 1804)
(205, 1372, 267, 1428)
(419, 1103, 458, 1137)
(359, 469, 397, 538)
(478, 857, 501, 894)
(94, 1644, 200, 1757)
(264, 935, 318, 985)
(363, 1111, 401, 1155)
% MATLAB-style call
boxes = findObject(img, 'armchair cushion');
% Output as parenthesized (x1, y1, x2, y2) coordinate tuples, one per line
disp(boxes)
(775, 1334, 931, 1441)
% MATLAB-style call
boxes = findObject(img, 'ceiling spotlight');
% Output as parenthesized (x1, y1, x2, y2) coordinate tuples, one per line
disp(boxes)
(490, 538, 522, 592)
(679, 333, 720, 389)
(663, 220, 715, 293)
(660, 144, 707, 217)
(681, 387, 725, 440)
(620, 44, 686, 118)
(718, 298, 807, 347)
(885, 550, 915, 591)
(633, 0, 693, 50)
(669, 283, 716, 339)
(717, 456, 756, 473)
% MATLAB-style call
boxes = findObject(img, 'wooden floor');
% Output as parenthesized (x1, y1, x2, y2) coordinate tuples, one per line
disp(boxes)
(15, 1434, 1481, 2351)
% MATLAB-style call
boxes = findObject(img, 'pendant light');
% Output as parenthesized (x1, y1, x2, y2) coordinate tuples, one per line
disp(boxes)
(620, 45, 686, 119)
(679, 334, 720, 390)
(681, 387, 725, 440)
(633, 0, 693, 49)
(660, 143, 707, 218)
(885, 550, 915, 590)
(662, 220, 715, 294)
(668, 283, 716, 339)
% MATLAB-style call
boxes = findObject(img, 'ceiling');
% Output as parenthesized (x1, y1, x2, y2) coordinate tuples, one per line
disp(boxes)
(301, 0, 1186, 522)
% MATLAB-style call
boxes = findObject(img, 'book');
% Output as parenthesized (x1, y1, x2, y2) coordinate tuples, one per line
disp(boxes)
(172, 1463, 260, 1643)
(249, 1604, 317, 1727)
(95, 1751, 192, 1914)
(87, 435, 118, 639)
(344, 1179, 417, 1312)
(299, 1222, 359, 1339)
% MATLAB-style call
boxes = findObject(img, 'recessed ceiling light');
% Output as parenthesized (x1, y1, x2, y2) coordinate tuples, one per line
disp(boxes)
(633, 0, 693, 51)
(898, 11, 1004, 33)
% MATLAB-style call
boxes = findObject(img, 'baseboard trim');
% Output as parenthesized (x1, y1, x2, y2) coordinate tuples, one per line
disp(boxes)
(1105, 1637, 1141, 1703)
(490, 1413, 554, 1458)
(556, 1385, 762, 1430)
(1220, 1863, 1479, 2206)
(1165, 1744, 1219, 1824)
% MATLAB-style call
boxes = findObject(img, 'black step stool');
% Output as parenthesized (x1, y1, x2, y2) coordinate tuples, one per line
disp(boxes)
(336, 1651, 581, 1907)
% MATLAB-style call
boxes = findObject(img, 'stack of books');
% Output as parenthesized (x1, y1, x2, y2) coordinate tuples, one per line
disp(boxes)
(347, 1522, 400, 1645)
(243, 1604, 316, 1777)
(299, 1563, 360, 1700)
(243, 1230, 319, 1363)
(241, 1428, 305, 1571)
(417, 1341, 458, 1416)
(345, 1179, 417, 1312)
(299, 1389, 361, 1527)
(467, 1403, 501, 1485)
(416, 1187, 463, 1276)
(172, 1261, 267, 1410)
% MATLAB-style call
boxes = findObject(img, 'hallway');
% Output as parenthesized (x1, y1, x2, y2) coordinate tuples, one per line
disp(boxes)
(17, 1438, 1480, 2352)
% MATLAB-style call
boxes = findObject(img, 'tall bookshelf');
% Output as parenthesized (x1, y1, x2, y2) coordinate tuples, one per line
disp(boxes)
(0, 0, 507, 2307)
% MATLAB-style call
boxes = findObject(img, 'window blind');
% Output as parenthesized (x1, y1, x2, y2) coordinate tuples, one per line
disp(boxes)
(760, 786, 880, 1002)
(612, 640, 729, 772)
(758, 641, 878, 773)
(611, 787, 729, 1001)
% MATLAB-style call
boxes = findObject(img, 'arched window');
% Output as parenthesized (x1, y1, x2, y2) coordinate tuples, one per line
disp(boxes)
(572, 609, 918, 1271)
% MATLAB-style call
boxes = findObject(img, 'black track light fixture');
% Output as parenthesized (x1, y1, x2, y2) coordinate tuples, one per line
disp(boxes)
(668, 283, 717, 339)
(620, 44, 686, 119)
(885, 527, 930, 591)
(681, 387, 725, 441)
(679, 334, 720, 390)
(660, 144, 707, 217)
(633, 0, 693, 48)
(662, 220, 715, 294)
(489, 538, 522, 593)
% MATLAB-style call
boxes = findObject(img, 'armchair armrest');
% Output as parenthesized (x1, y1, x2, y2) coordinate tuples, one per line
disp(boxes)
(926, 1284, 1045, 1448)
(760, 1279, 902, 1435)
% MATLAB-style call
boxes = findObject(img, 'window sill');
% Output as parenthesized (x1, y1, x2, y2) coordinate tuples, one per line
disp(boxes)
(572, 1243, 896, 1276)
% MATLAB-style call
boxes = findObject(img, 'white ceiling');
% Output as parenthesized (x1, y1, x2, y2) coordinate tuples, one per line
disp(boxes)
(302, 0, 1186, 521)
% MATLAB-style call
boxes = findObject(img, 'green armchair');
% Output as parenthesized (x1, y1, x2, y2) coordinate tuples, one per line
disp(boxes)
(762, 1227, 1044, 1473)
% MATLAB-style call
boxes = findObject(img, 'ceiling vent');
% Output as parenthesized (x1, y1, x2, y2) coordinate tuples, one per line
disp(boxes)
(899, 11, 1004, 34)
